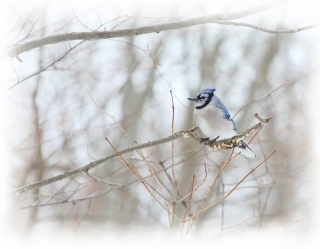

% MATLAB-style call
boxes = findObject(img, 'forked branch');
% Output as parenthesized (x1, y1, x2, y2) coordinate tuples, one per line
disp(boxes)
(6, 113, 272, 198)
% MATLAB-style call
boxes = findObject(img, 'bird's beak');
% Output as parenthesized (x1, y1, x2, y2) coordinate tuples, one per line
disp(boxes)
(187, 97, 198, 102)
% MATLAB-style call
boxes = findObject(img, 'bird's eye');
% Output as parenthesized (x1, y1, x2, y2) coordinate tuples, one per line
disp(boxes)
(200, 96, 206, 99)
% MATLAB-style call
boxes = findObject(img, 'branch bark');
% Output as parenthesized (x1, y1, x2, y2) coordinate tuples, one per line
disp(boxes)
(6, 113, 272, 198)
(5, 0, 316, 58)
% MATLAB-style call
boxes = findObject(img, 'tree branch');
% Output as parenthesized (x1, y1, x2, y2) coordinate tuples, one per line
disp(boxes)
(213, 21, 319, 34)
(4, 0, 315, 58)
(6, 113, 271, 198)
(85, 171, 121, 186)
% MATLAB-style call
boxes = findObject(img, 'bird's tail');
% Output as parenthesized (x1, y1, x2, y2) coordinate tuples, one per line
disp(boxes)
(238, 141, 256, 158)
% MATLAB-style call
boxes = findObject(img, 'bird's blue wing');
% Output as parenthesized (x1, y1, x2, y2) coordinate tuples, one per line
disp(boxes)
(215, 103, 239, 133)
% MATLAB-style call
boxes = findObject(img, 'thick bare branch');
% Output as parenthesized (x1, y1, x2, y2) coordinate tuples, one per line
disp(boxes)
(4, 0, 314, 58)
(6, 126, 198, 198)
(6, 114, 271, 198)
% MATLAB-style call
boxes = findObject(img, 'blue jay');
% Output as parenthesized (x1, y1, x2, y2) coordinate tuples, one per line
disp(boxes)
(187, 88, 255, 158)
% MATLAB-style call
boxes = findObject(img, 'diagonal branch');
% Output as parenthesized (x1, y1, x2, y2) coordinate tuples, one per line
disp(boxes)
(2, 40, 85, 93)
(5, 0, 314, 58)
(5, 113, 271, 198)
(187, 150, 276, 221)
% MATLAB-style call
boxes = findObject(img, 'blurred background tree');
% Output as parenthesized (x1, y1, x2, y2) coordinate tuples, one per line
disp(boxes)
(1, 0, 318, 245)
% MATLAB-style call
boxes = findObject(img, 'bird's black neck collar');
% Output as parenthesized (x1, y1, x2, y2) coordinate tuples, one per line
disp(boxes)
(195, 93, 213, 109)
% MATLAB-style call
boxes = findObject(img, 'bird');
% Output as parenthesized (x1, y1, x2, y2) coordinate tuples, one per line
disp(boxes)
(187, 88, 255, 158)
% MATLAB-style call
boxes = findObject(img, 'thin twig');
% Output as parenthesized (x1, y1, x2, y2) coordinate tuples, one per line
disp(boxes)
(184, 150, 235, 235)
(3, 41, 85, 93)
(216, 21, 318, 34)
(69, 1, 94, 31)
(176, 163, 208, 203)
(129, 228, 151, 241)
(85, 171, 121, 186)
(170, 90, 177, 193)
(136, 145, 171, 216)
(12, 16, 41, 46)
(105, 138, 181, 221)
(187, 151, 276, 220)
(181, 175, 196, 234)
(264, 212, 313, 237)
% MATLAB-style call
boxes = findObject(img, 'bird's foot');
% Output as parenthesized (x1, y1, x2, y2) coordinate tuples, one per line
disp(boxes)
(209, 136, 220, 144)
(200, 137, 210, 144)
(200, 136, 220, 145)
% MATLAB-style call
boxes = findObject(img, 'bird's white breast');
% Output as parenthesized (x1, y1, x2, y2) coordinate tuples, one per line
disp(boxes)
(193, 104, 237, 139)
